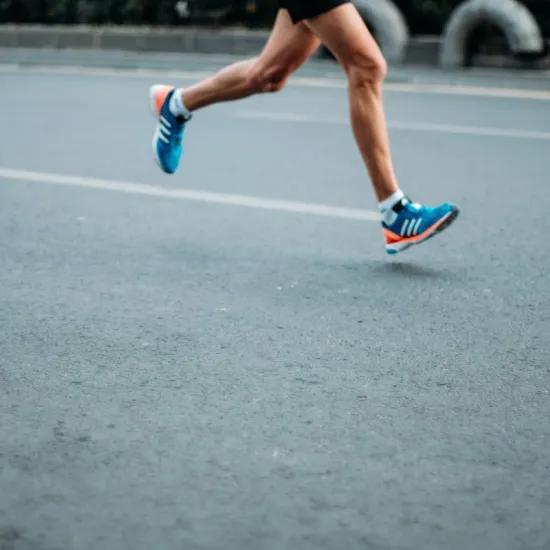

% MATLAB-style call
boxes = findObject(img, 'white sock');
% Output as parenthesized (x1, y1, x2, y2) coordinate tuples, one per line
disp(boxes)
(168, 88, 192, 119)
(378, 189, 405, 225)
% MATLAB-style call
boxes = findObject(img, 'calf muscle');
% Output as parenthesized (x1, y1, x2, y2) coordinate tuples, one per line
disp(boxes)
(306, 3, 398, 201)
(181, 10, 319, 112)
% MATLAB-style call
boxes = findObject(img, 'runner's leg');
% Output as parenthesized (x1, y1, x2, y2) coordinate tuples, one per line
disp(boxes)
(182, 10, 320, 111)
(304, 3, 398, 201)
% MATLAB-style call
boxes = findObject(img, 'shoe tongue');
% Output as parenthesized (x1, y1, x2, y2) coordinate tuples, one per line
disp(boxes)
(392, 196, 410, 214)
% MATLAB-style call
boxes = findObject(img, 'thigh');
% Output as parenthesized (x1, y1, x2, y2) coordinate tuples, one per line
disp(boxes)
(303, 3, 383, 67)
(258, 9, 321, 72)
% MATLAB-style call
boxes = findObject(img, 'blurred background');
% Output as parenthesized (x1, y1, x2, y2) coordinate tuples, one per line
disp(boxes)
(1, 0, 549, 68)
(0, 0, 548, 32)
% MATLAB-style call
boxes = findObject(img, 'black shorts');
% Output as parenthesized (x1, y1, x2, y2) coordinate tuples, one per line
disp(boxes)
(278, 0, 350, 23)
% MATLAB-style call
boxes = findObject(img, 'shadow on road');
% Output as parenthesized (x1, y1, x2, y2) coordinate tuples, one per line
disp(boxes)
(343, 259, 460, 281)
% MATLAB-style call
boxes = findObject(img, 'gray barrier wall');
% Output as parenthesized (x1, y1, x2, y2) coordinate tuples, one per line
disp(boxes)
(353, 0, 409, 63)
(0, 0, 546, 69)
(440, 0, 544, 68)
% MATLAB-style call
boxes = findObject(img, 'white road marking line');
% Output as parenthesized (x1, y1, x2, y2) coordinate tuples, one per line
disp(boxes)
(236, 110, 550, 141)
(0, 168, 380, 223)
(389, 120, 550, 141)
(0, 63, 213, 82)
(239, 111, 344, 124)
(1, 63, 550, 101)
(384, 81, 550, 101)
(291, 76, 550, 101)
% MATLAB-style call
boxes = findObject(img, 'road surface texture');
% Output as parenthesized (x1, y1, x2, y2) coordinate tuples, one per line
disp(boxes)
(0, 52, 549, 550)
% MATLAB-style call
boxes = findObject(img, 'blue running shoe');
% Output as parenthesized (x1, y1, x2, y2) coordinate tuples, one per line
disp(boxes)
(149, 85, 191, 174)
(383, 198, 459, 255)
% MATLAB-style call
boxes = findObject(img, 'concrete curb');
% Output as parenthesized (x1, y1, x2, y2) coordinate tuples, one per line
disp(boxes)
(0, 24, 431, 65)
(0, 25, 269, 55)
(1, 24, 548, 69)
(441, 0, 544, 68)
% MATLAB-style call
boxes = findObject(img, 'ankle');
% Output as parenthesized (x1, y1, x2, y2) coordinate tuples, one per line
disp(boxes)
(378, 189, 406, 225)
(169, 89, 192, 119)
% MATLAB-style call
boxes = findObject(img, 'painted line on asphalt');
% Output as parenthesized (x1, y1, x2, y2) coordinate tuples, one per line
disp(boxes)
(0, 63, 214, 82)
(292, 76, 550, 101)
(236, 110, 550, 141)
(1, 63, 550, 101)
(0, 168, 380, 222)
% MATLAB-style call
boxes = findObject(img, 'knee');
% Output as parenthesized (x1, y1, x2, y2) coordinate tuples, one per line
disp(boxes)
(247, 61, 292, 94)
(345, 50, 387, 89)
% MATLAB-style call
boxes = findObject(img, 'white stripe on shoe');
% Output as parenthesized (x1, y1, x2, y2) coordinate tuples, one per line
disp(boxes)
(157, 130, 169, 144)
(160, 115, 172, 128)
(401, 219, 409, 236)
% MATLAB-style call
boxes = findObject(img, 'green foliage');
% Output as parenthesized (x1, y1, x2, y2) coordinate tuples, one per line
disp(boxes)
(0, 0, 181, 23)
(0, 0, 549, 36)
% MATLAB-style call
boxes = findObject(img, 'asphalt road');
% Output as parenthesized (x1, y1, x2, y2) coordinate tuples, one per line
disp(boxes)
(0, 54, 549, 550)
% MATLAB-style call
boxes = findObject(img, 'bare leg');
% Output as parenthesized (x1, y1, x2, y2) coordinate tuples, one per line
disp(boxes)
(182, 10, 320, 112)
(305, 4, 399, 201)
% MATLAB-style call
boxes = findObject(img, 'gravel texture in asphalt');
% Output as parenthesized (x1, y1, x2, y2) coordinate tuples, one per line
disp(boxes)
(0, 54, 549, 550)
